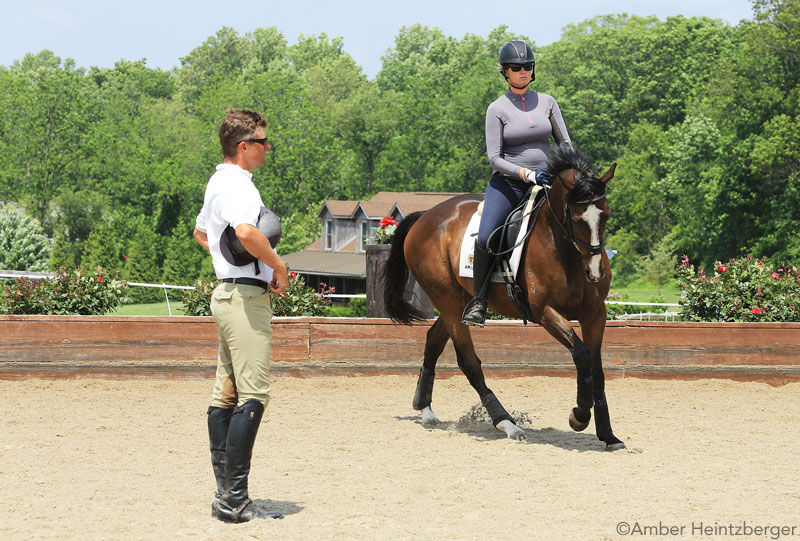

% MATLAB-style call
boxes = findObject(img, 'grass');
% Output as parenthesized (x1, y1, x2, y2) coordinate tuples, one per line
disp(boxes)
(112, 280, 683, 317)
(114, 301, 185, 316)
(609, 279, 681, 304)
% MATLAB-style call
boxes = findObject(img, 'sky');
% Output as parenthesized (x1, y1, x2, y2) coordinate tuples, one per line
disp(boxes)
(1, 0, 756, 79)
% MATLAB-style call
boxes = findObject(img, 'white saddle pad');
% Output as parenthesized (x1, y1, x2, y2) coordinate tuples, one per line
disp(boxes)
(459, 186, 541, 282)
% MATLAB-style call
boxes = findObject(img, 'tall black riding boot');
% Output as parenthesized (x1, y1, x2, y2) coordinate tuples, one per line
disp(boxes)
(216, 399, 283, 522)
(461, 243, 496, 328)
(207, 405, 233, 517)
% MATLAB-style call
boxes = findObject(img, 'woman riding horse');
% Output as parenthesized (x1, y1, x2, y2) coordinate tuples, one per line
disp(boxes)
(464, 39, 573, 327)
(382, 145, 624, 450)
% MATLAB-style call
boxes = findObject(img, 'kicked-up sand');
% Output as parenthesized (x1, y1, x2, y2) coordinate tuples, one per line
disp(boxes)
(1, 374, 799, 540)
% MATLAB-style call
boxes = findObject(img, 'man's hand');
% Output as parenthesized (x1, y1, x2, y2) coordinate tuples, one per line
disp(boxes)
(269, 267, 288, 295)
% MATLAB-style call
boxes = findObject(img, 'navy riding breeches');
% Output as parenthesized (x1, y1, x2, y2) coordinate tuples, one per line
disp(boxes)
(477, 172, 529, 252)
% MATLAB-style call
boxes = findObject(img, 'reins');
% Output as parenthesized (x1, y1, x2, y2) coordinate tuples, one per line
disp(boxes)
(482, 170, 607, 260)
(546, 175, 607, 259)
(485, 187, 547, 257)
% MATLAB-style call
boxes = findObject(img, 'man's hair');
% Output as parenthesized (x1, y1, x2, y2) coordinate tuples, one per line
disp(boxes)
(219, 109, 267, 158)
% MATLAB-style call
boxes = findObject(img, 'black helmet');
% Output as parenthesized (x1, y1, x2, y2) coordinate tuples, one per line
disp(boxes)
(220, 206, 282, 266)
(499, 40, 535, 66)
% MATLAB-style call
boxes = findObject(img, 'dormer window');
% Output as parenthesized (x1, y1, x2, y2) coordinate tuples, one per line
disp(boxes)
(325, 220, 333, 250)
(359, 221, 368, 252)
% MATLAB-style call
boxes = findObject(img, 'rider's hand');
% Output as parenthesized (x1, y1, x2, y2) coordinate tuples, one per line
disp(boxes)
(523, 168, 537, 184)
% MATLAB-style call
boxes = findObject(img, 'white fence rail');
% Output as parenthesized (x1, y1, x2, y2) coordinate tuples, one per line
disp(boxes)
(2, 271, 681, 319)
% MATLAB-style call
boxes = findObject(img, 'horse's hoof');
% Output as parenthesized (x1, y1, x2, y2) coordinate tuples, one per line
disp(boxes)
(569, 408, 591, 432)
(605, 442, 627, 452)
(496, 419, 526, 440)
(421, 406, 440, 425)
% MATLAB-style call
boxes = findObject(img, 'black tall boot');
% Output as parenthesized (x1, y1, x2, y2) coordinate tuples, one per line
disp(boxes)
(461, 243, 496, 328)
(216, 399, 283, 522)
(207, 406, 233, 517)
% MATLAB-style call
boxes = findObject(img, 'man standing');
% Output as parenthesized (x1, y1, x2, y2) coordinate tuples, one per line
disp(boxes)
(193, 109, 288, 522)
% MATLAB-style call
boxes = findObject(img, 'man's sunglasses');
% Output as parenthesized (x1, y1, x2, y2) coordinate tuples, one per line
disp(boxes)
(242, 137, 269, 146)
(507, 63, 534, 72)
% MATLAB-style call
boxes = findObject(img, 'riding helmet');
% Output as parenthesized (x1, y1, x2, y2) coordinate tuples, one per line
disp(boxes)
(499, 40, 535, 66)
(220, 206, 282, 266)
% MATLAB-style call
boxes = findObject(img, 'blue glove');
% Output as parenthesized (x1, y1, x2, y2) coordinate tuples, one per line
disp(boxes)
(534, 168, 551, 186)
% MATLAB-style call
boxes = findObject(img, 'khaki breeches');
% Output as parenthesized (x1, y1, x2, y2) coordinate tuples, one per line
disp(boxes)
(209, 282, 273, 408)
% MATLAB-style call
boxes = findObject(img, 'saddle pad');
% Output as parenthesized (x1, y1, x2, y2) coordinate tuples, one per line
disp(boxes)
(459, 186, 541, 282)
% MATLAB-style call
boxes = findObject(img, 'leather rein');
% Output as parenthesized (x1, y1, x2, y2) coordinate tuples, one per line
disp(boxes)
(545, 175, 607, 259)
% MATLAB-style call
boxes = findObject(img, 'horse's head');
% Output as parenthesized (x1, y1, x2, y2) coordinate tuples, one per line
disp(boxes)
(547, 147, 616, 283)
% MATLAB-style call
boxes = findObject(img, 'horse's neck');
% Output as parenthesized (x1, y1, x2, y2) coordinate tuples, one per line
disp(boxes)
(544, 181, 568, 226)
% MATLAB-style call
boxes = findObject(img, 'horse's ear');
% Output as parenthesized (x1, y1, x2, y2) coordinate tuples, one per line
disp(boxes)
(598, 163, 617, 184)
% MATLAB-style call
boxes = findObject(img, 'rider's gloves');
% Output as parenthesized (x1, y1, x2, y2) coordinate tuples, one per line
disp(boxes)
(523, 168, 537, 184)
(523, 168, 550, 186)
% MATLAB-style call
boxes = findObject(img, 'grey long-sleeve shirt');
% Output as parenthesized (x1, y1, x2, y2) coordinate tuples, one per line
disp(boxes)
(485, 89, 571, 179)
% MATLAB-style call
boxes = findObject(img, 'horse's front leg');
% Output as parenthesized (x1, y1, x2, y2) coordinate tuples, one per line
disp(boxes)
(538, 306, 607, 444)
(447, 318, 525, 440)
(580, 311, 626, 451)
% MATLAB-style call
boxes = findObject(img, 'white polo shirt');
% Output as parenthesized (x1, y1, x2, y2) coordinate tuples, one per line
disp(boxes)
(195, 163, 274, 282)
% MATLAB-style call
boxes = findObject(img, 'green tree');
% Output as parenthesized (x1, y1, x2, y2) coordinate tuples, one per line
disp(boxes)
(1, 51, 91, 223)
(636, 235, 678, 298)
(123, 221, 163, 303)
(277, 201, 325, 256)
(162, 220, 212, 285)
(45, 189, 108, 268)
(0, 205, 51, 271)
(81, 221, 121, 274)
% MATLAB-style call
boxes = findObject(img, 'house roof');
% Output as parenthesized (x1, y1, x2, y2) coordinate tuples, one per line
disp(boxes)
(283, 250, 366, 278)
(320, 200, 359, 218)
(321, 191, 468, 219)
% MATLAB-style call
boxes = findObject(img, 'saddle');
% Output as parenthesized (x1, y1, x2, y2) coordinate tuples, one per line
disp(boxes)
(478, 185, 548, 324)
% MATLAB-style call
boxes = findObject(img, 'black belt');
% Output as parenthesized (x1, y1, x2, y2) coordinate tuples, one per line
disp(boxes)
(222, 277, 269, 289)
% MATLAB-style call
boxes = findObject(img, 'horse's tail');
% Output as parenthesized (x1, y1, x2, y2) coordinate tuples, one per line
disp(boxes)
(382, 211, 427, 325)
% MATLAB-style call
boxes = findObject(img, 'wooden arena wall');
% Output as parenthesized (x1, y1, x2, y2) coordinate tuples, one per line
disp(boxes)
(1, 316, 798, 383)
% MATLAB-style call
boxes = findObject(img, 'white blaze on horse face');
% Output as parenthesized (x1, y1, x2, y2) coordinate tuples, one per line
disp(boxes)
(582, 204, 603, 279)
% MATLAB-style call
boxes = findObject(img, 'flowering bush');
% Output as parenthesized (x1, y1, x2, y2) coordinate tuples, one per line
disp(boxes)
(373, 216, 397, 244)
(182, 273, 334, 317)
(1, 267, 127, 315)
(677, 255, 800, 322)
(181, 279, 217, 316)
(272, 273, 334, 316)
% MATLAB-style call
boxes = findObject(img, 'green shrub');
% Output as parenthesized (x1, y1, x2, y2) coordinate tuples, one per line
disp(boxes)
(677, 255, 800, 322)
(1, 267, 127, 315)
(348, 297, 366, 317)
(180, 274, 334, 317)
(181, 279, 217, 316)
(0, 205, 51, 272)
(272, 274, 333, 317)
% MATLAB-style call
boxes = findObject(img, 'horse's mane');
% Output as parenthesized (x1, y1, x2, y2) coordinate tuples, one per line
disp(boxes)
(546, 145, 605, 204)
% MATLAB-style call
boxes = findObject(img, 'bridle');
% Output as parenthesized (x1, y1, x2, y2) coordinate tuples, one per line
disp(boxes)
(546, 174, 607, 259)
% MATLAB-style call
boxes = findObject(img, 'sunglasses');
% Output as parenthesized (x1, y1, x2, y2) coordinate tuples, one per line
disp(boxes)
(507, 63, 534, 72)
(242, 137, 269, 146)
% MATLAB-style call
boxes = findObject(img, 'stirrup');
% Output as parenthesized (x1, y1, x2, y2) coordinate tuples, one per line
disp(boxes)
(461, 297, 487, 327)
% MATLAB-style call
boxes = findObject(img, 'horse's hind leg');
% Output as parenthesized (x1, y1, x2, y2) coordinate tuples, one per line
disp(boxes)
(413, 318, 449, 424)
(445, 317, 525, 440)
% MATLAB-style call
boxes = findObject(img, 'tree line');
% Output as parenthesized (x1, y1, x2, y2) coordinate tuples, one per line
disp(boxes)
(0, 0, 797, 299)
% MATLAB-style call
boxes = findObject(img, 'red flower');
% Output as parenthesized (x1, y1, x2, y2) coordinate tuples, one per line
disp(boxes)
(751, 307, 763, 315)
(290, 271, 296, 277)
(772, 272, 781, 280)
(379, 216, 395, 228)
(718, 265, 727, 272)
(123, 255, 129, 259)
(97, 276, 104, 282)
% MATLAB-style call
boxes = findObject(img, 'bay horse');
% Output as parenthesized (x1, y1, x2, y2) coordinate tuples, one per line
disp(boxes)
(382, 146, 625, 450)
